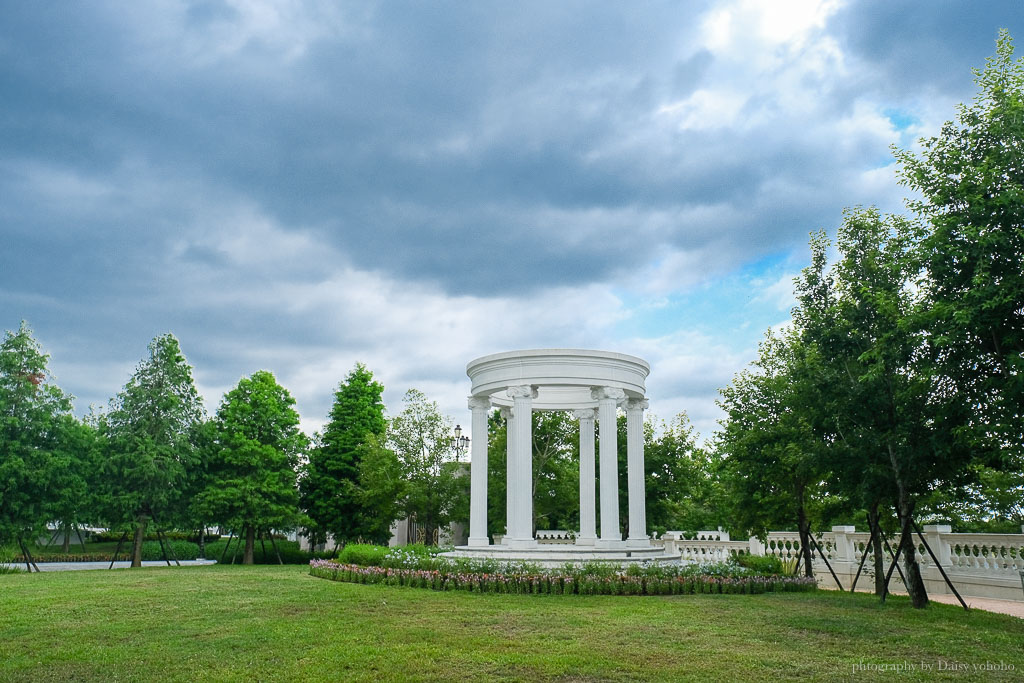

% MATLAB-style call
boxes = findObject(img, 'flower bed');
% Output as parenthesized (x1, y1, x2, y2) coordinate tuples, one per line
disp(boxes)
(309, 559, 818, 596)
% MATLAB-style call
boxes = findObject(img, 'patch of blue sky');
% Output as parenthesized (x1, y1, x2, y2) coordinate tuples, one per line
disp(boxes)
(616, 250, 804, 348)
(883, 107, 923, 147)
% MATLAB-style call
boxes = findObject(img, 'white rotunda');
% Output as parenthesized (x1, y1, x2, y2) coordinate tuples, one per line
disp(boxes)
(447, 349, 680, 565)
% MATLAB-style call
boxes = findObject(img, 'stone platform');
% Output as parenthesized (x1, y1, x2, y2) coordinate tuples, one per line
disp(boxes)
(442, 543, 681, 568)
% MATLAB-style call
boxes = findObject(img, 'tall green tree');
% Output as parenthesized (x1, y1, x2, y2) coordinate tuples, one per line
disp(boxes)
(796, 210, 980, 607)
(102, 333, 204, 567)
(354, 433, 407, 544)
(717, 329, 831, 577)
(0, 322, 74, 556)
(46, 414, 103, 552)
(196, 371, 307, 564)
(387, 389, 461, 545)
(895, 29, 1024, 465)
(300, 363, 386, 547)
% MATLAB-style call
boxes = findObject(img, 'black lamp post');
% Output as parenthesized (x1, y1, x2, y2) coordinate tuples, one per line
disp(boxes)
(450, 424, 470, 459)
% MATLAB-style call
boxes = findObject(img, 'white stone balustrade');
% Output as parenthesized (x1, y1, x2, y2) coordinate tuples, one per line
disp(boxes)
(652, 525, 1024, 601)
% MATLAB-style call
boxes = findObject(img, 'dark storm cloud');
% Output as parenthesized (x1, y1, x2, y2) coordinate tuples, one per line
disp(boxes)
(1, 0, 1019, 430)
(832, 0, 1023, 98)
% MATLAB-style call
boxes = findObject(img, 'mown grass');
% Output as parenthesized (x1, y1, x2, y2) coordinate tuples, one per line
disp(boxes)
(1, 565, 1021, 681)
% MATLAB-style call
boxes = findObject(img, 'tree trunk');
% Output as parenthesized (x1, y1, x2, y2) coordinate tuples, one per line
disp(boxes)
(896, 494, 928, 608)
(131, 514, 149, 568)
(797, 504, 814, 579)
(887, 443, 928, 608)
(867, 502, 886, 596)
(243, 525, 255, 565)
(62, 521, 71, 553)
(198, 527, 206, 559)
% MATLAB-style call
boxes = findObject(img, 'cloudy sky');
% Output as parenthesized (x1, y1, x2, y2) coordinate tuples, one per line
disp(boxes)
(2, 1, 1020, 441)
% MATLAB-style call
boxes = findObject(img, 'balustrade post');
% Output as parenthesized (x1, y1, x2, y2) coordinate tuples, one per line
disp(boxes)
(923, 524, 952, 566)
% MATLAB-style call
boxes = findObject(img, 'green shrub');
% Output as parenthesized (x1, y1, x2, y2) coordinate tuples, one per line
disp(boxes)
(0, 545, 24, 574)
(732, 554, 785, 576)
(140, 540, 200, 561)
(338, 543, 390, 567)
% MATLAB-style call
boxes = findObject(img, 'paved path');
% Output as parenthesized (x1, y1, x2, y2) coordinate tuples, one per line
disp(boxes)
(928, 593, 1024, 619)
(3, 559, 218, 572)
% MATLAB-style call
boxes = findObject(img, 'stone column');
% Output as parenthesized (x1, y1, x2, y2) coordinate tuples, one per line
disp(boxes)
(573, 408, 598, 546)
(505, 385, 537, 549)
(500, 406, 514, 544)
(625, 398, 649, 547)
(592, 386, 625, 547)
(467, 396, 491, 547)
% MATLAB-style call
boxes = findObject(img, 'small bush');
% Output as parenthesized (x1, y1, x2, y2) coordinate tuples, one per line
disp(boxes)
(0, 545, 24, 574)
(338, 544, 390, 567)
(140, 540, 200, 561)
(733, 554, 785, 576)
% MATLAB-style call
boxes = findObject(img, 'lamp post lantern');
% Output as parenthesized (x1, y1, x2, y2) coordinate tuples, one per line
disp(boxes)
(451, 424, 470, 460)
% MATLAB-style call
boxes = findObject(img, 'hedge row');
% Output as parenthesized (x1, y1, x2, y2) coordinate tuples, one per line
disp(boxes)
(19, 540, 334, 564)
(309, 560, 818, 596)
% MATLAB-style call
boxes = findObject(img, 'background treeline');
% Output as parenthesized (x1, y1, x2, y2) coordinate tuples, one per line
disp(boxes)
(0, 321, 719, 566)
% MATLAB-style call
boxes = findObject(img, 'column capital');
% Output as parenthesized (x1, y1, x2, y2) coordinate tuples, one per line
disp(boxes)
(572, 408, 598, 421)
(591, 386, 626, 401)
(507, 385, 539, 399)
(625, 398, 649, 412)
(499, 406, 513, 420)
(468, 396, 492, 411)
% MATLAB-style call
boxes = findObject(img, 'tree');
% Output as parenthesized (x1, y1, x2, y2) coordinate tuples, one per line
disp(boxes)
(895, 30, 1024, 465)
(354, 433, 407, 544)
(46, 414, 103, 552)
(102, 333, 204, 567)
(642, 413, 723, 536)
(195, 371, 307, 564)
(300, 363, 386, 548)
(387, 389, 461, 545)
(717, 328, 832, 577)
(0, 322, 74, 557)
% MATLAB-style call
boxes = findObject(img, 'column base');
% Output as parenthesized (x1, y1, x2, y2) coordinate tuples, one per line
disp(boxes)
(467, 536, 491, 547)
(626, 537, 652, 548)
(503, 537, 538, 550)
(595, 538, 626, 549)
(575, 535, 597, 547)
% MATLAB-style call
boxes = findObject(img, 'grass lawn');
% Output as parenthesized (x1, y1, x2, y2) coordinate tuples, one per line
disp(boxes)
(1, 565, 1022, 681)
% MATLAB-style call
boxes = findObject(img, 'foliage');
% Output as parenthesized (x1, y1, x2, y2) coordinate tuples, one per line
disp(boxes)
(139, 540, 201, 562)
(895, 29, 1024, 464)
(732, 553, 786, 576)
(194, 370, 307, 564)
(716, 328, 828, 576)
(385, 389, 462, 545)
(301, 363, 388, 546)
(0, 544, 24, 573)
(309, 559, 819, 596)
(101, 333, 205, 566)
(337, 543, 391, 567)
(0, 322, 76, 548)
(641, 413, 723, 535)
